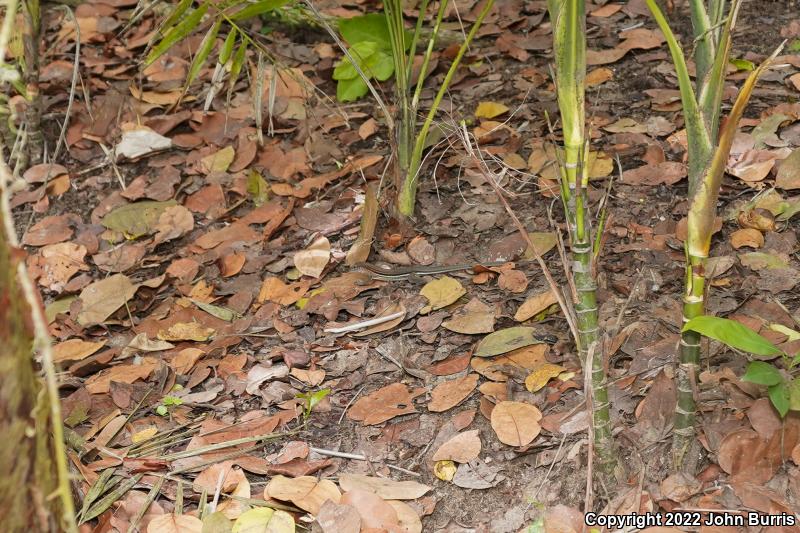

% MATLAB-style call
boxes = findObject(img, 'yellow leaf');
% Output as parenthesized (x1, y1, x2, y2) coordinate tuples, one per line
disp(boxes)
(200, 145, 236, 174)
(524, 363, 566, 392)
(514, 291, 558, 322)
(434, 460, 457, 481)
(420, 276, 465, 314)
(132, 427, 158, 444)
(232, 507, 295, 533)
(475, 101, 509, 119)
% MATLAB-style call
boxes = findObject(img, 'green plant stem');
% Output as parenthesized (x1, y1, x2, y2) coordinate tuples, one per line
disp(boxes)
(397, 0, 494, 217)
(550, 0, 614, 476)
(673, 253, 704, 468)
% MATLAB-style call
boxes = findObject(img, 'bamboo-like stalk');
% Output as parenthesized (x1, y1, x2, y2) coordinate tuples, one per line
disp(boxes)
(549, 0, 614, 475)
(646, 0, 782, 470)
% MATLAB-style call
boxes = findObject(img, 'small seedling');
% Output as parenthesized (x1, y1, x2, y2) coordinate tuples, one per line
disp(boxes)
(296, 388, 331, 422)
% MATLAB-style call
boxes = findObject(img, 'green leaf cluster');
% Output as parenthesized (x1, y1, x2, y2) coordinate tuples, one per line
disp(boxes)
(333, 14, 408, 102)
(684, 315, 800, 417)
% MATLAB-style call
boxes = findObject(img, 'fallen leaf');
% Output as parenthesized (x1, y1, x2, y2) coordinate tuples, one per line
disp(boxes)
(441, 298, 495, 334)
(475, 101, 509, 119)
(338, 474, 431, 500)
(35, 242, 88, 291)
(317, 500, 361, 533)
(420, 276, 465, 313)
(116, 124, 172, 159)
(490, 401, 542, 447)
(730, 228, 764, 249)
(85, 357, 160, 394)
(434, 460, 457, 481)
(200, 145, 236, 174)
(294, 235, 331, 278)
(348, 383, 425, 425)
(77, 274, 138, 326)
(266, 475, 340, 515)
(157, 322, 215, 342)
(471, 343, 549, 381)
(622, 162, 687, 186)
(53, 338, 105, 363)
(340, 489, 400, 531)
(514, 290, 558, 322)
(586, 67, 613, 86)
(428, 374, 479, 412)
(474, 327, 544, 357)
(432, 429, 481, 463)
(524, 363, 567, 392)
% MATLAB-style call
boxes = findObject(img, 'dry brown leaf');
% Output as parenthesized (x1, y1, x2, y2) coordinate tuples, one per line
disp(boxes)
(77, 274, 138, 326)
(514, 290, 558, 322)
(317, 500, 361, 533)
(348, 383, 425, 425)
(294, 235, 331, 278)
(53, 338, 105, 363)
(157, 322, 215, 342)
(432, 429, 481, 463)
(340, 490, 401, 532)
(193, 460, 246, 493)
(428, 374, 479, 412)
(622, 162, 687, 186)
(85, 357, 160, 394)
(730, 228, 764, 249)
(265, 475, 341, 515)
(441, 298, 495, 334)
(257, 276, 310, 306)
(490, 401, 542, 447)
(338, 474, 431, 500)
(387, 500, 423, 533)
(471, 343, 549, 381)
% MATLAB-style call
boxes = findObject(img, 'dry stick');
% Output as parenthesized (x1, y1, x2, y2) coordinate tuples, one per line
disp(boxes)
(0, 158, 78, 531)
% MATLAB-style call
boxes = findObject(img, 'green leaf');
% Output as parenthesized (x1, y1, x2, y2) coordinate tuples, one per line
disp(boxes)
(730, 58, 755, 71)
(365, 48, 394, 81)
(333, 41, 378, 80)
(156, 405, 169, 416)
(219, 29, 238, 65)
(767, 383, 791, 418)
(339, 13, 393, 48)
(227, 41, 248, 97)
(336, 76, 369, 102)
(146, 3, 209, 67)
(742, 361, 784, 387)
(683, 316, 783, 357)
(788, 39, 800, 53)
(185, 20, 221, 90)
(230, 0, 290, 21)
